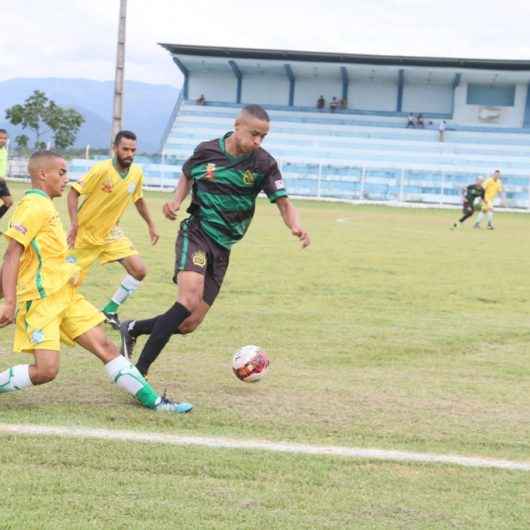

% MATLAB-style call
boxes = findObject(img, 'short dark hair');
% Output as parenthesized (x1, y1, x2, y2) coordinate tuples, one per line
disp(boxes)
(0, 129, 7, 135)
(114, 130, 137, 145)
(28, 150, 63, 174)
(242, 104, 269, 122)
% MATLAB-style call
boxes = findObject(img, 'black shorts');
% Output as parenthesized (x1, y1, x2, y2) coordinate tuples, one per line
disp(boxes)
(173, 218, 230, 306)
(0, 179, 11, 198)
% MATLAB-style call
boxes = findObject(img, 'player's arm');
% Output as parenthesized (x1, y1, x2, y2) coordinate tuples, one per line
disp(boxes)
(163, 174, 192, 221)
(275, 197, 311, 248)
(134, 198, 159, 245)
(0, 238, 23, 327)
(66, 187, 81, 248)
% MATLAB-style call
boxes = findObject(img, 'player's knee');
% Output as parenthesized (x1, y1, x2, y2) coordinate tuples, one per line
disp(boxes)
(99, 337, 119, 360)
(178, 293, 202, 313)
(3, 197, 12, 208)
(33, 363, 59, 384)
(131, 265, 146, 281)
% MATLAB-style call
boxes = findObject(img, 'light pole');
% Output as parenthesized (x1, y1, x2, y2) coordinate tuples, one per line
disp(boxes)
(111, 0, 127, 152)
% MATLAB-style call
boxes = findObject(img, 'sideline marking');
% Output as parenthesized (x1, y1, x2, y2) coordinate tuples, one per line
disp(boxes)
(1, 423, 529, 472)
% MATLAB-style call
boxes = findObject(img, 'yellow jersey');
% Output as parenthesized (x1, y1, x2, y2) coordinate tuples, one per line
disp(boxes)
(4, 189, 78, 302)
(72, 159, 144, 246)
(482, 177, 503, 201)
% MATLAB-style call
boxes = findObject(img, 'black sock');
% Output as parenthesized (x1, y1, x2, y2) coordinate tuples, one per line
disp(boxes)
(135, 302, 191, 376)
(130, 316, 159, 337)
(458, 212, 473, 224)
(0, 204, 9, 219)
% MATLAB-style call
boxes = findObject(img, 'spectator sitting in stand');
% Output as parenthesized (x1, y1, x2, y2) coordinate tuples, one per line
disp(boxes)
(196, 94, 206, 106)
(416, 113, 425, 128)
(339, 97, 347, 110)
(330, 97, 338, 112)
(317, 95, 325, 110)
(406, 113, 415, 128)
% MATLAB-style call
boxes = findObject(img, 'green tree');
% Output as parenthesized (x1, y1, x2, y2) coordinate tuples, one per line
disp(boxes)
(5, 90, 85, 151)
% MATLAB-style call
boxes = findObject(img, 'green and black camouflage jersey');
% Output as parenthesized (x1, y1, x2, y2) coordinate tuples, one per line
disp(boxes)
(182, 132, 288, 249)
(465, 184, 485, 203)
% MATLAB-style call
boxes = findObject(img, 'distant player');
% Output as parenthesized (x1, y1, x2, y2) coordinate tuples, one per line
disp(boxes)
(120, 104, 311, 377)
(474, 169, 505, 230)
(451, 176, 485, 229)
(0, 151, 191, 413)
(0, 129, 13, 220)
(66, 130, 159, 329)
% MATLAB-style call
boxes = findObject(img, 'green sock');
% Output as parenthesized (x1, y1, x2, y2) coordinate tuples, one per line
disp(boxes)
(102, 300, 120, 315)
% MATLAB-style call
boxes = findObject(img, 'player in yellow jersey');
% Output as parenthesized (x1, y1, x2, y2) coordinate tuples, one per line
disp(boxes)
(473, 169, 506, 230)
(0, 151, 191, 413)
(66, 131, 159, 329)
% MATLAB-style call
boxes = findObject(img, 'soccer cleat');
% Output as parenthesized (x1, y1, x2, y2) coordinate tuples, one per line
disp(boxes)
(155, 394, 193, 414)
(487, 224, 495, 230)
(119, 319, 137, 360)
(103, 311, 121, 330)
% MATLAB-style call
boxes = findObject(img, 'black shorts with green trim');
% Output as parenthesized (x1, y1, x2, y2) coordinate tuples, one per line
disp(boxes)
(0, 179, 11, 197)
(173, 218, 230, 306)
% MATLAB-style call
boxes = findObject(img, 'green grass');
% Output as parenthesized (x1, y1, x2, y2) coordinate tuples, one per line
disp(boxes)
(1, 181, 530, 528)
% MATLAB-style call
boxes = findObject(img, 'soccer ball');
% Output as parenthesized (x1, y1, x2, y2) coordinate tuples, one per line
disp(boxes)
(473, 197, 483, 211)
(232, 345, 270, 383)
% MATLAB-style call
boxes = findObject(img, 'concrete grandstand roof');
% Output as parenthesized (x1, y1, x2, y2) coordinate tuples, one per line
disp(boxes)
(159, 43, 530, 71)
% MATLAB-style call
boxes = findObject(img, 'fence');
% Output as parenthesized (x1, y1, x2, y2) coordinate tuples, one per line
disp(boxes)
(8, 157, 530, 210)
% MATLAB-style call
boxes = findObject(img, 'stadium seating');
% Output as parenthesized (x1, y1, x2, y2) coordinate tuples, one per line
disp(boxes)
(160, 101, 530, 208)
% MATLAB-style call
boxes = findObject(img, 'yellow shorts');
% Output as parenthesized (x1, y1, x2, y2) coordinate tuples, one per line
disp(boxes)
(70, 233, 138, 282)
(481, 199, 494, 212)
(14, 284, 105, 352)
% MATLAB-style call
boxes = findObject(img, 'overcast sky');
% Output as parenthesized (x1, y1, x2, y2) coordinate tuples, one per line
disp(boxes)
(2, 0, 530, 87)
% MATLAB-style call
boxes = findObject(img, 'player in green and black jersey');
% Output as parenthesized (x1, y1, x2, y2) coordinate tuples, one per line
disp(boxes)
(120, 104, 311, 376)
(451, 177, 485, 229)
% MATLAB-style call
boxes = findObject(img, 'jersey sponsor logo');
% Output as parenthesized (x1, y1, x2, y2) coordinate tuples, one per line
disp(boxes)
(12, 223, 28, 235)
(192, 250, 207, 268)
(101, 178, 113, 193)
(274, 179, 285, 190)
(128, 183, 136, 194)
(205, 163, 216, 181)
(242, 170, 255, 186)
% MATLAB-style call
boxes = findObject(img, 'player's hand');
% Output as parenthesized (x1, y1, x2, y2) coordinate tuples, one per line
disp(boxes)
(67, 224, 78, 248)
(148, 224, 160, 245)
(292, 225, 311, 248)
(0, 302, 16, 328)
(163, 200, 180, 221)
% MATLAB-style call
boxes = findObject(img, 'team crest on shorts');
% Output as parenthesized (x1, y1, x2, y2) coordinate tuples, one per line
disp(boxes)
(242, 170, 255, 186)
(205, 163, 216, 181)
(192, 250, 207, 268)
(31, 330, 45, 344)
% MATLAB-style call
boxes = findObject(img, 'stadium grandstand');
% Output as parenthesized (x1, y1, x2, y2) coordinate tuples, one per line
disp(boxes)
(150, 43, 530, 209)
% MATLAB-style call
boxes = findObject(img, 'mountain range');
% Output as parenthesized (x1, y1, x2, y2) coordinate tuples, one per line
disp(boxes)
(0, 78, 180, 152)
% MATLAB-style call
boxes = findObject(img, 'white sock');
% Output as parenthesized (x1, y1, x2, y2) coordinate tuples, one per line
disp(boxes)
(475, 212, 484, 225)
(0, 365, 33, 393)
(111, 274, 141, 306)
(487, 211, 494, 225)
(104, 355, 161, 408)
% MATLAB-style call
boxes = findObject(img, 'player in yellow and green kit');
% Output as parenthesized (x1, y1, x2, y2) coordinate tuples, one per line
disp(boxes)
(0, 151, 191, 413)
(0, 129, 13, 220)
(473, 169, 506, 230)
(66, 130, 159, 329)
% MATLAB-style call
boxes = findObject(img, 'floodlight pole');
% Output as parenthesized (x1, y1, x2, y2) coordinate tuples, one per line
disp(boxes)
(111, 0, 127, 152)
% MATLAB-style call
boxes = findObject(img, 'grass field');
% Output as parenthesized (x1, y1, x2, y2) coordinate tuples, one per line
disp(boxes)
(1, 181, 530, 529)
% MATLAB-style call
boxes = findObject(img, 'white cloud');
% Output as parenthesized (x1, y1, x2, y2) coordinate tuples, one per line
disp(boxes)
(1, 0, 530, 86)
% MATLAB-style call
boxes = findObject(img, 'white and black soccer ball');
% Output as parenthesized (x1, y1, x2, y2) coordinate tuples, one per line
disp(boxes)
(473, 197, 483, 211)
(232, 345, 270, 383)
